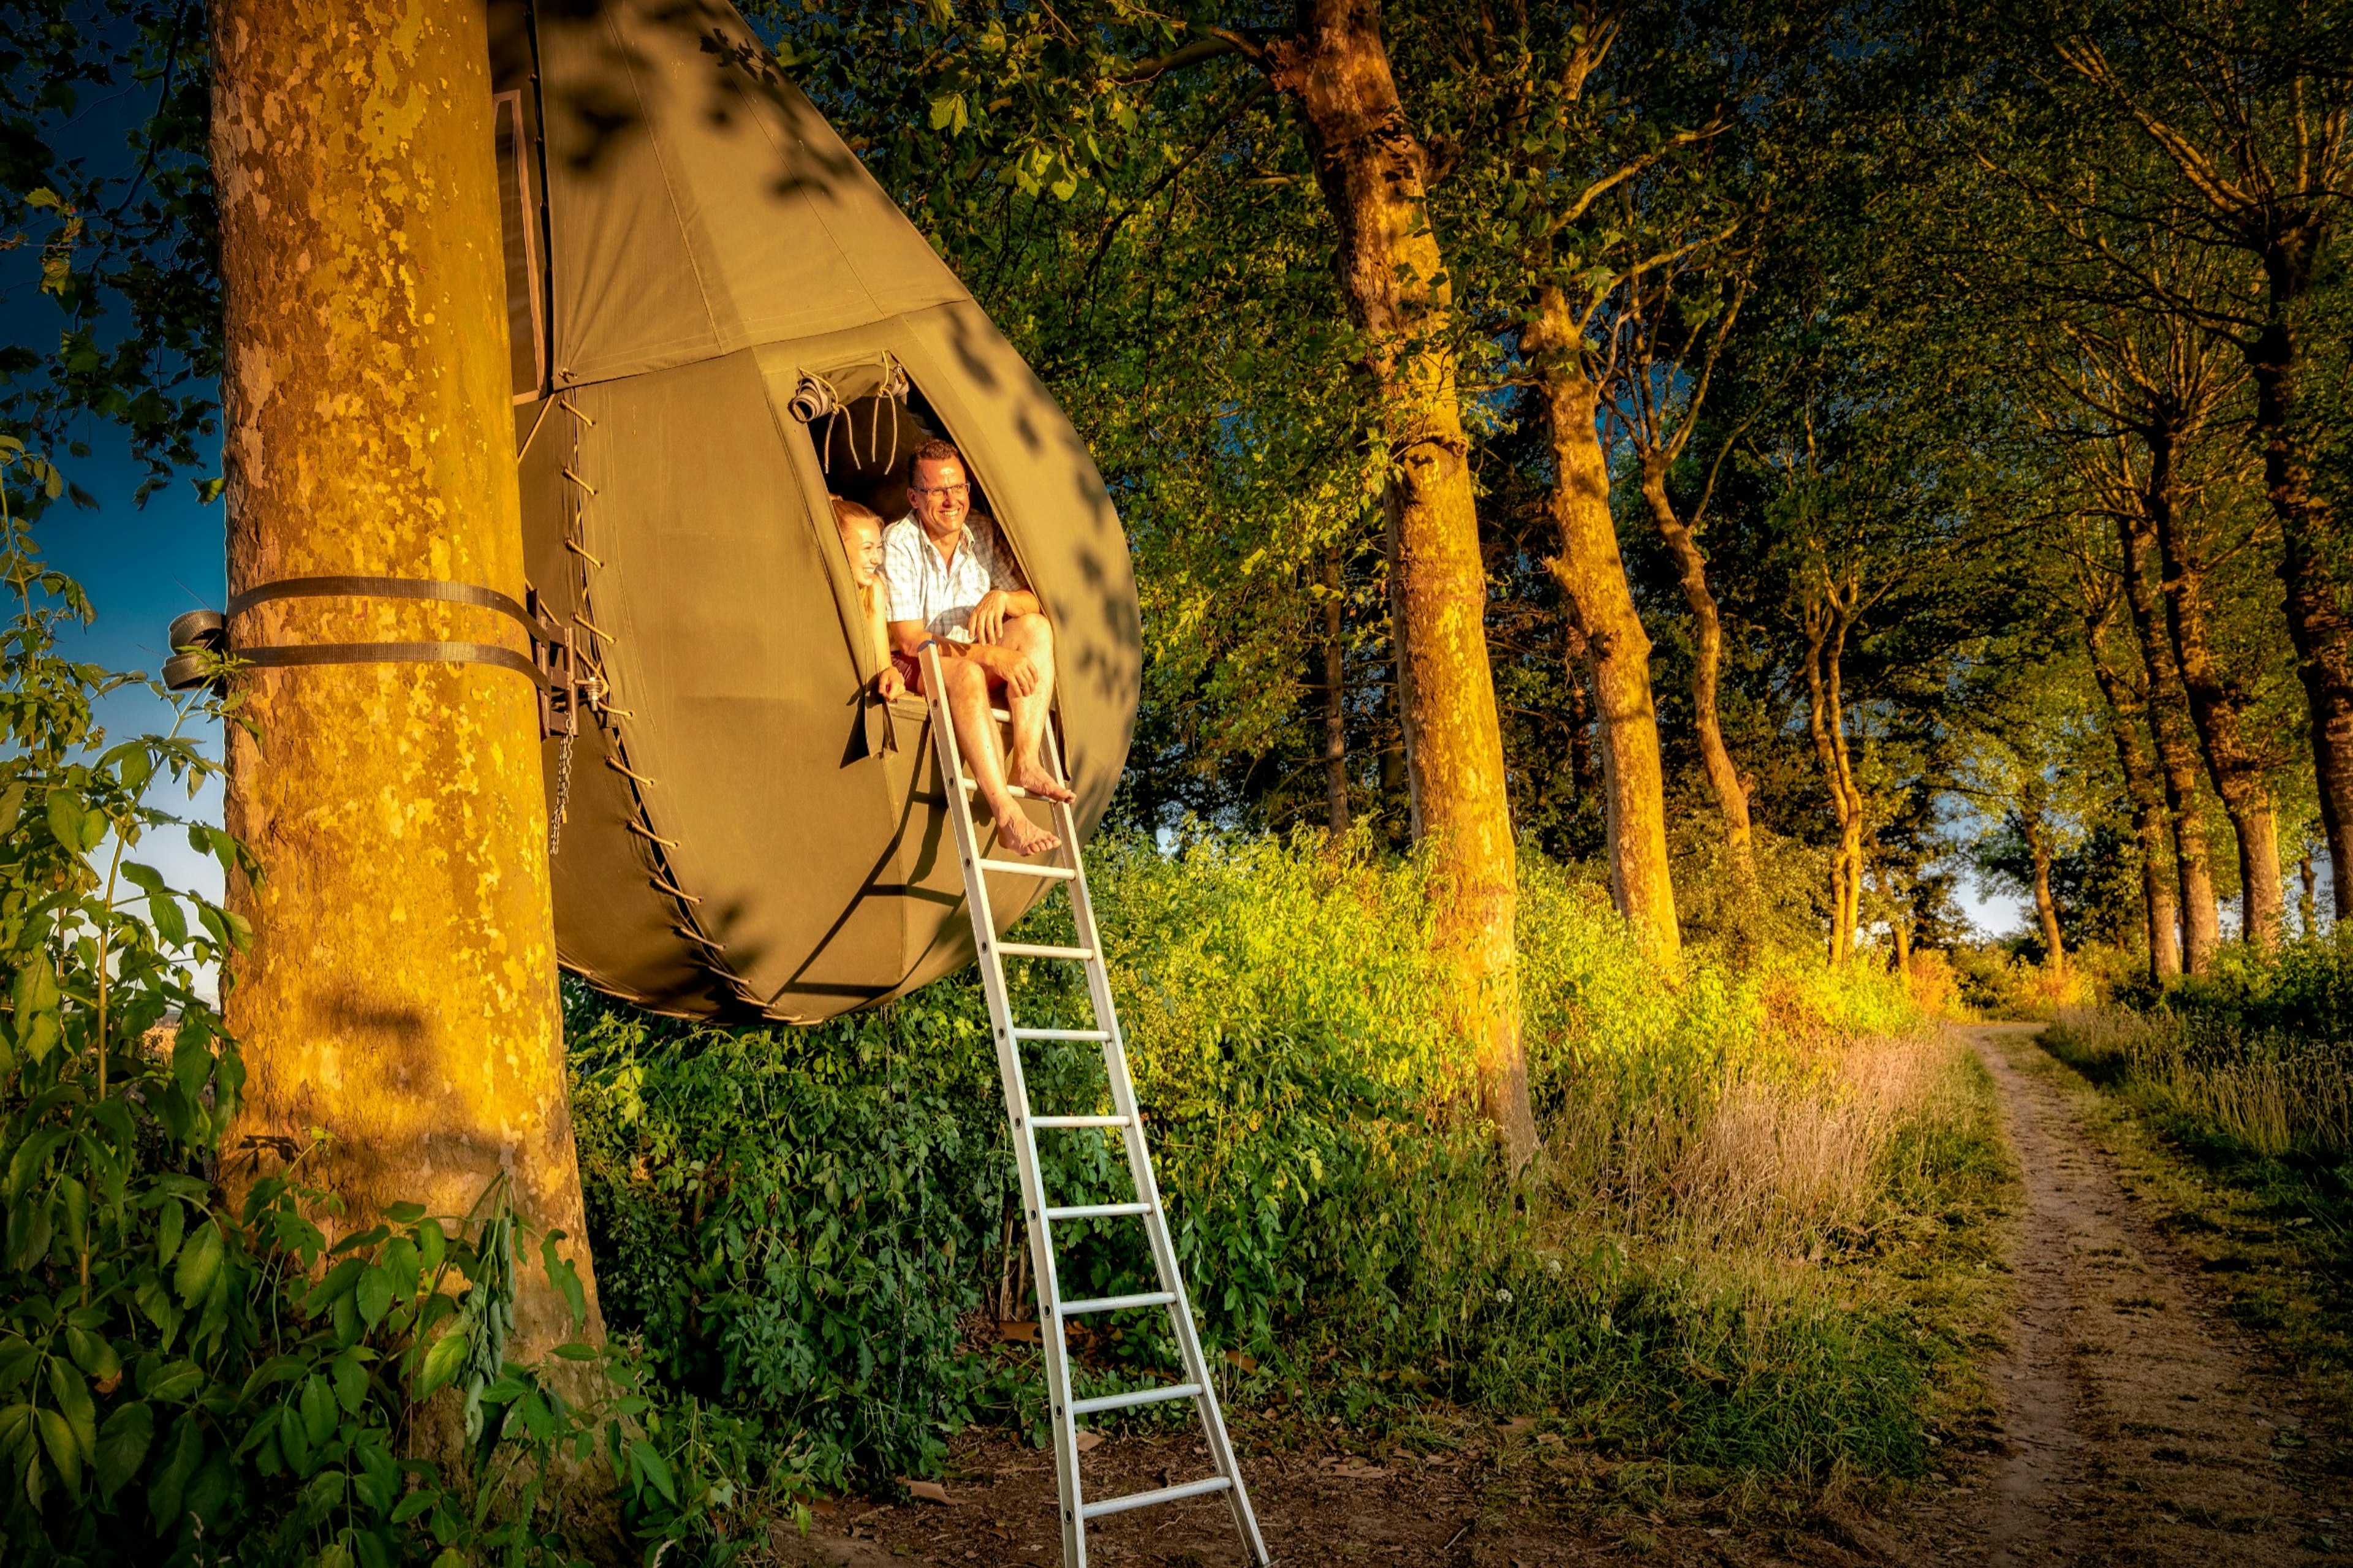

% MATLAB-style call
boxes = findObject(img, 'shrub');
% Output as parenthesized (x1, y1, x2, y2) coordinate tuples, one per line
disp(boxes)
(0, 447, 739, 1566)
(572, 828, 1990, 1485)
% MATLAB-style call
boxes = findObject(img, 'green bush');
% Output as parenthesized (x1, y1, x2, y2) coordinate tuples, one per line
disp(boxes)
(0, 445, 740, 1567)
(572, 827, 1991, 1487)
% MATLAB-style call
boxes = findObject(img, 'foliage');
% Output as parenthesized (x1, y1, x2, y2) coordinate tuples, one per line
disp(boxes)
(0, 449, 748, 1567)
(572, 828, 2001, 1487)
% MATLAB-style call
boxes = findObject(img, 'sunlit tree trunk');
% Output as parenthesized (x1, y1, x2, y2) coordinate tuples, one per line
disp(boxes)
(1267, 0, 1536, 1164)
(1802, 580, 1864, 964)
(2023, 812, 2064, 974)
(2086, 610, 2182, 981)
(2250, 305, 2353, 923)
(1526, 316, 1679, 961)
(213, 0, 599, 1359)
(2115, 507, 2222, 971)
(1639, 456, 1756, 895)
(2145, 420, 2284, 947)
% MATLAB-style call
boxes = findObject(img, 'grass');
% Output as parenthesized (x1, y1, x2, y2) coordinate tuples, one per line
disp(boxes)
(2037, 1006, 2353, 1469)
(570, 832, 2020, 1491)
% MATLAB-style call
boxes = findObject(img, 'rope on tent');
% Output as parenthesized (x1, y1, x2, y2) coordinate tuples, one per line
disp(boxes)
(563, 537, 604, 568)
(624, 819, 681, 849)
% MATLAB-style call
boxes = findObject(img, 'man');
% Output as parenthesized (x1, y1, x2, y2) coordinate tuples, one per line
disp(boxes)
(884, 439, 1074, 858)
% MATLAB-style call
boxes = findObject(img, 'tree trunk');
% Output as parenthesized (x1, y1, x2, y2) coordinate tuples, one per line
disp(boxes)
(213, 0, 599, 1359)
(2145, 420, 2284, 947)
(2085, 612, 2182, 981)
(1267, 0, 1536, 1164)
(1891, 914, 1912, 980)
(1322, 547, 1349, 835)
(1526, 303, 1678, 957)
(2300, 853, 2318, 936)
(2115, 507, 2222, 971)
(1564, 621, 1597, 806)
(2248, 311, 2353, 922)
(1639, 456, 1755, 894)
(2024, 814, 2065, 972)
(1801, 591, 1864, 965)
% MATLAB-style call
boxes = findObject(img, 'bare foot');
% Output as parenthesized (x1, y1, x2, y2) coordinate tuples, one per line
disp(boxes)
(1012, 763, 1076, 804)
(991, 806, 1061, 858)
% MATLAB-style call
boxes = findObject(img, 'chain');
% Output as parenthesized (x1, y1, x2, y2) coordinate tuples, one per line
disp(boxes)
(549, 730, 574, 858)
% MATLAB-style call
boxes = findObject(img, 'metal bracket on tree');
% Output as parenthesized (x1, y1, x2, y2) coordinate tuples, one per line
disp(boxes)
(162, 574, 604, 740)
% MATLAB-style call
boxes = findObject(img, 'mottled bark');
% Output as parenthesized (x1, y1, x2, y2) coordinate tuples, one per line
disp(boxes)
(2300, 853, 2319, 936)
(2115, 506, 2222, 971)
(213, 0, 599, 1358)
(1322, 548, 1349, 835)
(2086, 609, 2182, 981)
(2145, 420, 2284, 947)
(1267, 0, 1535, 1164)
(1639, 457, 1754, 893)
(1526, 301, 1679, 960)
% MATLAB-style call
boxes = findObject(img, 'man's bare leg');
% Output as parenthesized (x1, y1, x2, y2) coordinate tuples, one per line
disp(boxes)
(941, 656, 1058, 857)
(999, 615, 1075, 803)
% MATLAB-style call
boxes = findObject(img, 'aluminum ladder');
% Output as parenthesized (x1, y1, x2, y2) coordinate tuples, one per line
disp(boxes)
(919, 644, 1270, 1568)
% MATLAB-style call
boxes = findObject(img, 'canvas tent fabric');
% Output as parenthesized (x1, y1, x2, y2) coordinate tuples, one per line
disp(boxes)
(488, 0, 1140, 1021)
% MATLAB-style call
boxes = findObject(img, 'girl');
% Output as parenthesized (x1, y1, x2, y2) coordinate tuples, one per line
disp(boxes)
(831, 495, 907, 702)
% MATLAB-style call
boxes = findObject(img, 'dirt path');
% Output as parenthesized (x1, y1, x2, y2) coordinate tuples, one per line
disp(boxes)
(1896, 1024, 2337, 1566)
(768, 1024, 2344, 1566)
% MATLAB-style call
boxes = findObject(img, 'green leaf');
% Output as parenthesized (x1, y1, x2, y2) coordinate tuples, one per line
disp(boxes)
(94, 1401, 153, 1500)
(172, 1219, 222, 1309)
(156, 1197, 184, 1267)
(333, 1349, 368, 1415)
(64, 1325, 119, 1381)
(48, 1359, 96, 1460)
(300, 1374, 336, 1447)
(44, 789, 89, 852)
(415, 1321, 470, 1398)
(629, 1437, 677, 1504)
(146, 1414, 201, 1528)
(141, 1358, 202, 1403)
(355, 1263, 393, 1328)
(391, 1490, 437, 1524)
(0, 781, 26, 835)
(38, 1406, 81, 1494)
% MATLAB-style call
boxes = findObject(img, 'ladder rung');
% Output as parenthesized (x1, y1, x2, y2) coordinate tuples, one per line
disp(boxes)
(998, 942, 1095, 960)
(1060, 1290, 1176, 1317)
(1070, 1381, 1204, 1418)
(1045, 1201, 1153, 1221)
(980, 860, 1076, 880)
(1029, 1115, 1131, 1129)
(959, 775, 1042, 800)
(1014, 1027, 1112, 1042)
(1080, 1474, 1232, 1521)
(989, 706, 1013, 722)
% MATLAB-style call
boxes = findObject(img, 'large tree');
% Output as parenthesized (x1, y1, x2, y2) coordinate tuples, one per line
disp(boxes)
(212, 0, 599, 1357)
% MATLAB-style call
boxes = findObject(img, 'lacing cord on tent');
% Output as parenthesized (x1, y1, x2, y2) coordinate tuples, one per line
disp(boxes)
(555, 401, 759, 1011)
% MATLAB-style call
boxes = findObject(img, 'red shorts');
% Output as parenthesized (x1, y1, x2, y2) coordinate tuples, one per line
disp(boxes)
(894, 650, 1004, 695)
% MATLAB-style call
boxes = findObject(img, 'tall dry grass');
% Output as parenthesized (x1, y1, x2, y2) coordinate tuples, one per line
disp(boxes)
(1665, 1031, 1964, 1252)
(2050, 1004, 2353, 1161)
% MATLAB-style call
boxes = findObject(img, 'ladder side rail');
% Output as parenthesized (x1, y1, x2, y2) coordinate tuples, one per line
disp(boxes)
(922, 645, 1088, 1567)
(1041, 727, 1270, 1565)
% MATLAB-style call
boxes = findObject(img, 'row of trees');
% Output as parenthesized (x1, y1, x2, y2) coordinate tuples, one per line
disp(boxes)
(1, 0, 2343, 1195)
(756, 0, 2349, 1143)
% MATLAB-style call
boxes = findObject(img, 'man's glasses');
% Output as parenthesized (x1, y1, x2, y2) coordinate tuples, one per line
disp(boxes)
(913, 482, 971, 499)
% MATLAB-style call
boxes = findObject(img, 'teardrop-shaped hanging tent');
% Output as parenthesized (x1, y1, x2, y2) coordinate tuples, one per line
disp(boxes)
(487, 0, 1140, 1023)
